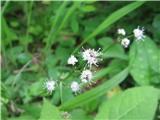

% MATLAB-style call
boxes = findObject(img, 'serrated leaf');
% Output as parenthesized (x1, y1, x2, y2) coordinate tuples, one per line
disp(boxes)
(95, 86, 159, 120)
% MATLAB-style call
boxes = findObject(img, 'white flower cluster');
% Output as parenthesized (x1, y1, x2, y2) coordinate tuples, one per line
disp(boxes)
(45, 80, 56, 93)
(67, 48, 102, 94)
(118, 28, 126, 36)
(82, 48, 101, 68)
(133, 26, 145, 40)
(70, 81, 80, 92)
(117, 26, 145, 48)
(121, 38, 130, 48)
(67, 55, 78, 65)
(80, 69, 93, 83)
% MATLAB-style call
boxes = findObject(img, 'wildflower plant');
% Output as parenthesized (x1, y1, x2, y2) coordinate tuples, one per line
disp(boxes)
(45, 80, 56, 93)
(67, 47, 102, 94)
(117, 26, 145, 48)
(1, 1, 160, 120)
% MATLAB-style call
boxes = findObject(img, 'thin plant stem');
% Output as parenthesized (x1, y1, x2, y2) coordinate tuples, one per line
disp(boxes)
(60, 81, 63, 104)
(12, 60, 32, 86)
(26, 1, 33, 52)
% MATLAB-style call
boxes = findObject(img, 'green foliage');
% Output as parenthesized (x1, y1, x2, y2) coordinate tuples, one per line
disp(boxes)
(129, 37, 160, 86)
(98, 37, 127, 59)
(95, 86, 160, 120)
(60, 67, 129, 110)
(152, 14, 160, 42)
(73, 1, 145, 53)
(39, 99, 62, 120)
(70, 109, 93, 120)
(1, 1, 160, 120)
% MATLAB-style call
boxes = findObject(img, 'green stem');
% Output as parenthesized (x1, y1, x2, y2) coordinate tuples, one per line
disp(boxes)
(26, 1, 33, 52)
(60, 82, 63, 104)
(12, 60, 32, 86)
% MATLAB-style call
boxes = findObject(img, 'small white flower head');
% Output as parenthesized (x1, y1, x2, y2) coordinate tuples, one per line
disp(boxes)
(71, 81, 80, 92)
(82, 48, 102, 68)
(45, 80, 56, 93)
(121, 38, 130, 48)
(117, 28, 126, 36)
(80, 69, 93, 83)
(61, 112, 71, 120)
(133, 26, 145, 40)
(67, 55, 78, 65)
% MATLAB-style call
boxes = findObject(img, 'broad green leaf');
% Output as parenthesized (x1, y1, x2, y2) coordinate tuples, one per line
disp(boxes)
(107, 59, 128, 77)
(129, 37, 160, 85)
(71, 109, 93, 120)
(17, 53, 32, 65)
(55, 46, 72, 65)
(73, 1, 145, 53)
(29, 79, 44, 97)
(59, 67, 129, 111)
(21, 103, 41, 119)
(98, 37, 127, 59)
(82, 98, 101, 113)
(98, 37, 113, 48)
(152, 14, 160, 41)
(6, 46, 24, 65)
(103, 44, 127, 60)
(95, 86, 159, 120)
(93, 62, 126, 81)
(153, 14, 160, 30)
(39, 99, 62, 120)
(45, 55, 59, 69)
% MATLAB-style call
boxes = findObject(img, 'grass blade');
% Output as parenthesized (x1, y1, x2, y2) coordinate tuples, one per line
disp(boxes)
(73, 1, 145, 53)
(45, 1, 68, 51)
(45, 2, 80, 50)
(59, 67, 129, 111)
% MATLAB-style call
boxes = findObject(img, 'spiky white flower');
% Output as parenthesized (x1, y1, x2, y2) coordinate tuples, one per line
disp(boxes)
(82, 48, 101, 68)
(117, 28, 126, 36)
(71, 81, 80, 92)
(133, 26, 145, 40)
(121, 38, 130, 48)
(67, 55, 78, 65)
(80, 69, 93, 83)
(45, 80, 56, 93)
